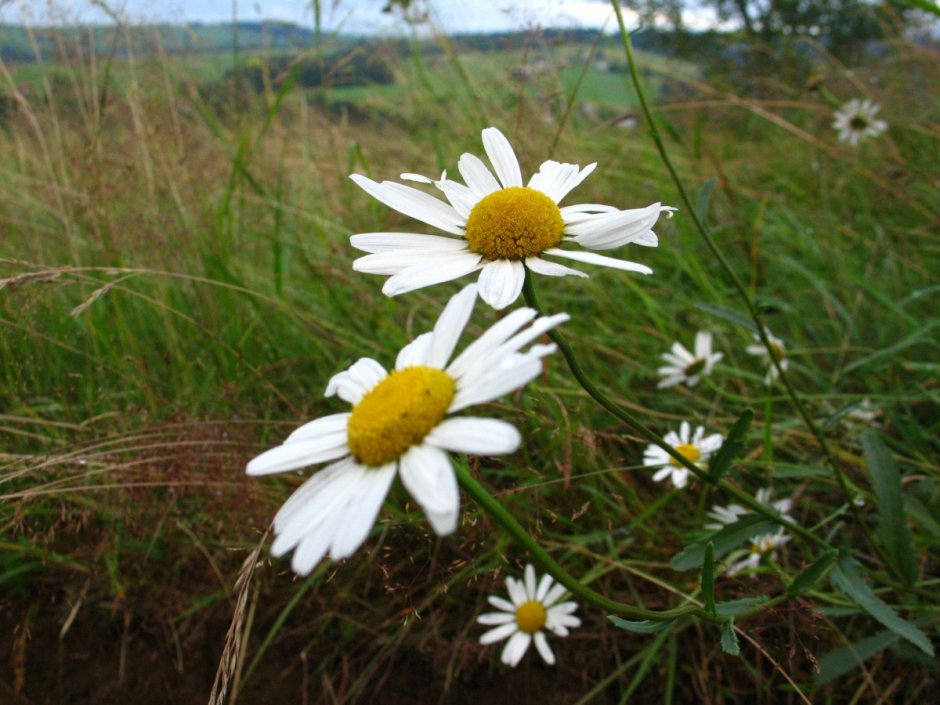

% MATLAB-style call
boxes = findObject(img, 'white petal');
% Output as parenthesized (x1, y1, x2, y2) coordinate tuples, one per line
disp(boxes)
(501, 631, 532, 667)
(349, 174, 465, 235)
(425, 417, 521, 455)
(381, 253, 484, 297)
(398, 444, 459, 535)
(524, 564, 538, 599)
(284, 413, 351, 444)
(246, 435, 349, 476)
(543, 582, 567, 607)
(480, 621, 518, 646)
(536, 573, 554, 602)
(477, 259, 526, 311)
(396, 332, 434, 369)
(478, 611, 517, 626)
(528, 159, 595, 204)
(447, 308, 537, 380)
(524, 256, 588, 279)
(350, 232, 468, 254)
(325, 358, 387, 405)
(457, 152, 501, 198)
(533, 632, 556, 665)
(289, 516, 338, 575)
(353, 248, 474, 276)
(657, 375, 685, 389)
(506, 576, 527, 606)
(482, 127, 523, 188)
(544, 248, 652, 275)
(425, 283, 478, 368)
(435, 178, 477, 219)
(488, 595, 517, 612)
(564, 202, 665, 250)
(449, 358, 543, 412)
(329, 465, 396, 559)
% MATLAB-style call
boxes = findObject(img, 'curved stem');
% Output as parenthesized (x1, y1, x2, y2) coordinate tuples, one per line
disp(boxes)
(454, 463, 726, 623)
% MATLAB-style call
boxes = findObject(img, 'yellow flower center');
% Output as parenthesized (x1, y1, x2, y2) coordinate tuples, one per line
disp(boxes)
(849, 116, 868, 130)
(515, 600, 547, 634)
(684, 357, 706, 376)
(769, 342, 785, 364)
(464, 187, 564, 261)
(669, 443, 701, 467)
(347, 366, 455, 467)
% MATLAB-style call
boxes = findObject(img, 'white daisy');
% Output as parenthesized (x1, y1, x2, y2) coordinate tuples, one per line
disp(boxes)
(832, 98, 887, 147)
(349, 126, 674, 310)
(706, 487, 796, 576)
(642, 420, 723, 489)
(656, 331, 723, 389)
(745, 329, 788, 386)
(478, 564, 580, 667)
(246, 284, 568, 575)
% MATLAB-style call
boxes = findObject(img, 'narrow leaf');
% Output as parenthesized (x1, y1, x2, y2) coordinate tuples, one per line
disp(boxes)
(694, 303, 757, 334)
(702, 542, 717, 615)
(672, 514, 777, 572)
(715, 596, 769, 616)
(788, 549, 838, 596)
(830, 555, 933, 656)
(708, 409, 753, 479)
(696, 177, 717, 227)
(861, 430, 918, 584)
(608, 616, 669, 634)
(815, 629, 900, 685)
(720, 620, 740, 656)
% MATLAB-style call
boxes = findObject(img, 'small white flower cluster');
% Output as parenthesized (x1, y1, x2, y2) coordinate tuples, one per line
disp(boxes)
(706, 488, 796, 576)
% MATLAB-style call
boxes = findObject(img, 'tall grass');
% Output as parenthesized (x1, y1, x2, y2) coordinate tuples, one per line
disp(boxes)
(1, 11, 938, 705)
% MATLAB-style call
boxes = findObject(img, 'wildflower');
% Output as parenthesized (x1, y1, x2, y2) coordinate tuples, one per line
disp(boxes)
(845, 398, 882, 428)
(478, 564, 580, 667)
(745, 330, 788, 386)
(642, 421, 722, 489)
(832, 98, 887, 147)
(246, 284, 567, 575)
(656, 331, 723, 389)
(706, 487, 796, 576)
(349, 127, 674, 310)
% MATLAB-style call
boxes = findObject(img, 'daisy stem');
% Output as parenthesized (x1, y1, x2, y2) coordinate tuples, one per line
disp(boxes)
(609, 2, 872, 555)
(521, 272, 826, 551)
(454, 463, 726, 623)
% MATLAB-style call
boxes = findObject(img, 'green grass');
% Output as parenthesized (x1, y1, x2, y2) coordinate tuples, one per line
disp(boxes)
(1, 18, 938, 705)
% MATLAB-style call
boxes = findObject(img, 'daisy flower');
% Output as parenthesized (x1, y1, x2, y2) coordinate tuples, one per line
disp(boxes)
(478, 564, 580, 667)
(656, 331, 723, 389)
(832, 98, 887, 147)
(349, 126, 674, 310)
(745, 329, 788, 386)
(642, 421, 723, 489)
(705, 487, 796, 576)
(246, 284, 567, 575)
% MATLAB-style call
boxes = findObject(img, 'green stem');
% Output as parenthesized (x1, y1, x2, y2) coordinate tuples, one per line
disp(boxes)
(608, 3, 877, 557)
(522, 272, 825, 551)
(454, 463, 726, 623)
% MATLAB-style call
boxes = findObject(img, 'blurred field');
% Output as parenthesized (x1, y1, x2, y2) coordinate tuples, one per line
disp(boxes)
(1, 11, 938, 705)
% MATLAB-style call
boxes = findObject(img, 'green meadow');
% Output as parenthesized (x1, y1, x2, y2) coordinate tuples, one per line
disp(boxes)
(1, 13, 938, 705)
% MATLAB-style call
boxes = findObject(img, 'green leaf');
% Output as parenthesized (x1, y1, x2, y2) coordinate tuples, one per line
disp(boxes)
(861, 430, 918, 584)
(787, 550, 838, 596)
(693, 303, 757, 334)
(715, 596, 769, 616)
(671, 514, 777, 572)
(608, 616, 669, 634)
(720, 619, 740, 656)
(830, 555, 933, 656)
(815, 629, 900, 685)
(702, 542, 717, 615)
(708, 409, 753, 480)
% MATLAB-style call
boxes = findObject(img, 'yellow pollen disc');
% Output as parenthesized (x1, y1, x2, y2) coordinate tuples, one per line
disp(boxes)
(684, 357, 706, 376)
(465, 187, 564, 261)
(769, 343, 785, 363)
(669, 443, 701, 467)
(347, 366, 455, 467)
(515, 600, 547, 634)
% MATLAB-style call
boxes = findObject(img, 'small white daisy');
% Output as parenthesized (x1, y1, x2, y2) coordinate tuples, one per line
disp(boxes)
(642, 420, 723, 489)
(706, 487, 796, 576)
(656, 331, 723, 389)
(832, 98, 887, 147)
(246, 284, 568, 575)
(478, 564, 580, 667)
(349, 126, 674, 310)
(745, 329, 788, 386)
(845, 398, 882, 428)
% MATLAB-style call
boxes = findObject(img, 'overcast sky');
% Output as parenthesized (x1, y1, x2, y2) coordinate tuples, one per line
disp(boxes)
(0, 1, 723, 33)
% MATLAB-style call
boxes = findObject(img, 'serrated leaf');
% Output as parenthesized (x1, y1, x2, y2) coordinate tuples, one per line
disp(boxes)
(815, 629, 900, 685)
(720, 620, 740, 656)
(787, 549, 838, 596)
(608, 616, 669, 634)
(830, 554, 933, 656)
(693, 303, 758, 334)
(861, 430, 918, 584)
(708, 409, 753, 479)
(671, 514, 777, 572)
(702, 542, 716, 614)
(715, 596, 769, 616)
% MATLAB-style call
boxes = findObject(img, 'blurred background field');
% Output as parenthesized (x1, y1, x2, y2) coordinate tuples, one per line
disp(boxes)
(1, 1, 938, 703)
